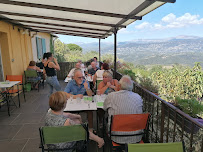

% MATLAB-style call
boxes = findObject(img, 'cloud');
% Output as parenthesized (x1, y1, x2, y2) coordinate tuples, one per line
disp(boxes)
(162, 13, 176, 23)
(135, 22, 150, 29)
(135, 13, 203, 30)
(118, 28, 130, 34)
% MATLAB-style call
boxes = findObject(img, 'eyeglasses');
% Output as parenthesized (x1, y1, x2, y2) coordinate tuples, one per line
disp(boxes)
(77, 77, 83, 79)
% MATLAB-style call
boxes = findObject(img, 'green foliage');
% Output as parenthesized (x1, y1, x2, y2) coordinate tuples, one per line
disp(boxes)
(54, 39, 67, 62)
(66, 43, 82, 52)
(138, 76, 159, 93)
(175, 97, 203, 118)
(50, 35, 54, 54)
(152, 62, 203, 101)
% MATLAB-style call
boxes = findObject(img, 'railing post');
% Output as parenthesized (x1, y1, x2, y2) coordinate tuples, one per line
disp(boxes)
(113, 27, 118, 79)
(160, 102, 165, 143)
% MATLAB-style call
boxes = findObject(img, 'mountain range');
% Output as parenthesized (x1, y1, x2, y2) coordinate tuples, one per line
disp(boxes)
(76, 35, 203, 67)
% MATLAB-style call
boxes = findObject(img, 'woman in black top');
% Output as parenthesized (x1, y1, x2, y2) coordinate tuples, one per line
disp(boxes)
(44, 52, 61, 96)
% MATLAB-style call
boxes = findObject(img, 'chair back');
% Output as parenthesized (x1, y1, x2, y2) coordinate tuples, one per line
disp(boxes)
(24, 70, 38, 78)
(39, 124, 89, 151)
(96, 80, 102, 89)
(127, 142, 185, 152)
(111, 113, 150, 132)
(6, 75, 23, 83)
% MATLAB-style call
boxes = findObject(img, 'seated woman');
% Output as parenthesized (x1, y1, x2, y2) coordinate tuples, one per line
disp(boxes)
(93, 63, 109, 86)
(97, 70, 119, 94)
(27, 61, 41, 89)
(45, 91, 104, 151)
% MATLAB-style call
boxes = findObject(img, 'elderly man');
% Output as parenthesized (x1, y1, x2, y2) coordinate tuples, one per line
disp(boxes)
(103, 75, 143, 144)
(64, 69, 92, 98)
(64, 69, 94, 129)
(67, 63, 85, 78)
(88, 61, 100, 76)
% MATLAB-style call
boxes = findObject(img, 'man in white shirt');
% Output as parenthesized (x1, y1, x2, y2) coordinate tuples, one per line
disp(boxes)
(104, 75, 143, 144)
(67, 63, 85, 78)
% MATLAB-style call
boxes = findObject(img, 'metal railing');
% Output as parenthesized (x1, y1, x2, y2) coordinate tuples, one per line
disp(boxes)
(115, 71, 203, 152)
(57, 62, 203, 152)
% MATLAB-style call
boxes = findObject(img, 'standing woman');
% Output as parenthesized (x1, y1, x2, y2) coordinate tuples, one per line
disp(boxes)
(44, 52, 61, 96)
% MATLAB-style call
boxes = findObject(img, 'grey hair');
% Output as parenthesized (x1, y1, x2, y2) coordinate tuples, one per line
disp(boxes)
(73, 69, 82, 76)
(119, 75, 133, 91)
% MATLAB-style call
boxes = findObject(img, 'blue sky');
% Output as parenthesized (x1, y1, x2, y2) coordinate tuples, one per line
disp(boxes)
(58, 0, 203, 43)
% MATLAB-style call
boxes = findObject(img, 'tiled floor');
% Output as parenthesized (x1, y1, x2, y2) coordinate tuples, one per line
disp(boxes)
(0, 81, 109, 152)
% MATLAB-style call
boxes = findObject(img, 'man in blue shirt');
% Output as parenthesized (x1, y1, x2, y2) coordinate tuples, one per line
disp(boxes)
(64, 69, 94, 129)
(64, 69, 93, 98)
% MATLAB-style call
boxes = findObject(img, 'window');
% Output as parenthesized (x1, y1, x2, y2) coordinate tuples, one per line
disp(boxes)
(36, 37, 46, 59)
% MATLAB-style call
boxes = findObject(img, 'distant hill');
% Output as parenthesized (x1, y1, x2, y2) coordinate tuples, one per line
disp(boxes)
(76, 35, 203, 67)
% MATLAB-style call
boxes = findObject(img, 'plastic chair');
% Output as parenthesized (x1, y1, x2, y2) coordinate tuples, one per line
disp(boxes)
(39, 124, 89, 152)
(126, 142, 185, 152)
(109, 113, 150, 151)
(6, 75, 26, 107)
(24, 70, 41, 92)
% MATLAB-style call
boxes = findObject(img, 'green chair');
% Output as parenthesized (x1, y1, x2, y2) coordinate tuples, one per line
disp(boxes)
(96, 80, 102, 90)
(24, 70, 41, 92)
(39, 124, 89, 152)
(127, 142, 185, 152)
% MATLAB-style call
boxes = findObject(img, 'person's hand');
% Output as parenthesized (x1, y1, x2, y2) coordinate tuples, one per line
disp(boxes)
(109, 85, 116, 90)
(53, 57, 58, 63)
(84, 80, 88, 89)
(76, 94, 83, 99)
(106, 82, 111, 87)
(97, 137, 105, 148)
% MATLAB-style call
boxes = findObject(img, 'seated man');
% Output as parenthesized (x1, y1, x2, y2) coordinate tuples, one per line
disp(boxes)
(64, 69, 93, 98)
(67, 63, 85, 78)
(64, 69, 94, 130)
(103, 75, 143, 144)
(88, 61, 100, 76)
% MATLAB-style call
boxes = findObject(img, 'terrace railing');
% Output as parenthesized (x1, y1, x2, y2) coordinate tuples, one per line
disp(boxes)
(58, 62, 203, 152)
(115, 71, 203, 152)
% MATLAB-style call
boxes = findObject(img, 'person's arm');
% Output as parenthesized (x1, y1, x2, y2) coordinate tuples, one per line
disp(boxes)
(93, 73, 97, 86)
(84, 81, 93, 96)
(35, 66, 42, 72)
(67, 69, 74, 77)
(98, 81, 111, 94)
(49, 58, 60, 71)
(63, 112, 82, 124)
(109, 79, 119, 91)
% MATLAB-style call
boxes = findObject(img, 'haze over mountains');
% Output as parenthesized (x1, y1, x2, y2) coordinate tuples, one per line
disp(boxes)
(77, 35, 203, 67)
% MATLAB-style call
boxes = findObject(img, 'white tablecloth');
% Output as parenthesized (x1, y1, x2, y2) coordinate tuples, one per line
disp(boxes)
(64, 95, 107, 111)
(0, 81, 21, 88)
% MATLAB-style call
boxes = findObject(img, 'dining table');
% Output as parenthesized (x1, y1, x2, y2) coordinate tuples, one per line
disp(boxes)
(0, 81, 21, 116)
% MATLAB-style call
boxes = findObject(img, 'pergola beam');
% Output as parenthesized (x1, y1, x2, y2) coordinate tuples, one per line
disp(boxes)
(0, 11, 126, 27)
(28, 25, 110, 37)
(146, 0, 176, 3)
(102, 0, 154, 38)
(0, 0, 141, 20)
(35, 29, 104, 39)
(0, 18, 110, 32)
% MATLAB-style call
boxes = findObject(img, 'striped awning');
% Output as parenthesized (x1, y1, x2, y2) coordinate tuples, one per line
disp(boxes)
(0, 0, 175, 39)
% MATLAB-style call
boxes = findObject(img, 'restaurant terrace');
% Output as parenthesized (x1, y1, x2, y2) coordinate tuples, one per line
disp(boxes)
(0, 0, 202, 152)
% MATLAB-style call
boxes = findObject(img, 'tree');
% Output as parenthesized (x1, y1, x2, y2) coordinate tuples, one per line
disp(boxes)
(67, 43, 82, 52)
(54, 39, 67, 62)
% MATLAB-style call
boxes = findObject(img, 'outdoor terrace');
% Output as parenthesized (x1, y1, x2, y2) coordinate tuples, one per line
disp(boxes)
(0, 62, 202, 152)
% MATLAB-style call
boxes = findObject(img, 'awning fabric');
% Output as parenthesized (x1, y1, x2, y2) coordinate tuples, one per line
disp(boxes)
(0, 0, 175, 39)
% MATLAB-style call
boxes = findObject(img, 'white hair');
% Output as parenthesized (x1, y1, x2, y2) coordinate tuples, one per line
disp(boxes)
(73, 69, 82, 76)
(119, 75, 133, 91)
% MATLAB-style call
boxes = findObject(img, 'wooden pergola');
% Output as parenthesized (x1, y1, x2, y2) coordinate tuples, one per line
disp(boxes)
(0, 0, 175, 77)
